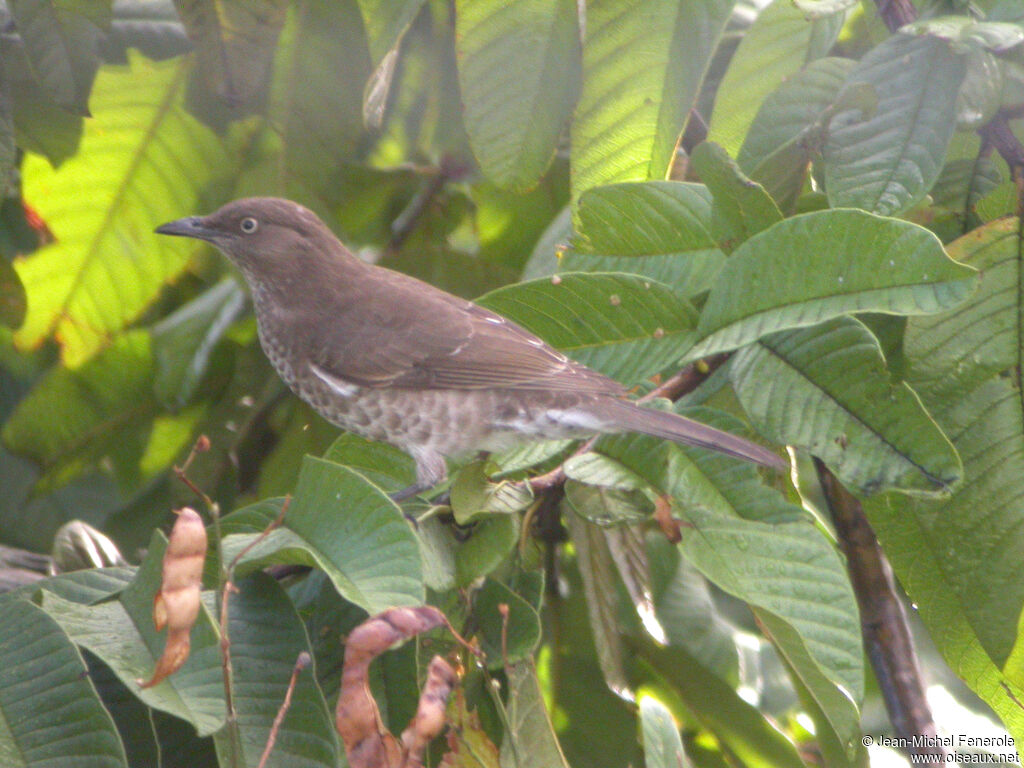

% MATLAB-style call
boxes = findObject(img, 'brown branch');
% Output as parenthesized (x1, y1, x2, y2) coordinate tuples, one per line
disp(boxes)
(815, 460, 944, 764)
(257, 652, 311, 768)
(874, 0, 917, 31)
(385, 155, 472, 255)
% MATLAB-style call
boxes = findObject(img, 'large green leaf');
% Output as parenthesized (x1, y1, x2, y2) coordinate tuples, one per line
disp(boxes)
(15, 54, 229, 365)
(708, 0, 842, 155)
(174, 0, 287, 117)
(571, 0, 735, 200)
(731, 316, 961, 495)
(681, 507, 864, 760)
(9, 0, 106, 114)
(221, 456, 424, 614)
(456, 0, 579, 191)
(39, 531, 227, 737)
(477, 272, 697, 383)
(904, 218, 1019, 403)
(1, 330, 157, 490)
(571, 181, 725, 296)
(688, 209, 978, 359)
(865, 378, 1024, 743)
(271, 0, 371, 195)
(824, 34, 966, 216)
(737, 57, 856, 211)
(212, 573, 338, 768)
(0, 599, 127, 768)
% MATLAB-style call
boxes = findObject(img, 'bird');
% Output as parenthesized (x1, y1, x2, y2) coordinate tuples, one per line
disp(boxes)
(156, 197, 785, 500)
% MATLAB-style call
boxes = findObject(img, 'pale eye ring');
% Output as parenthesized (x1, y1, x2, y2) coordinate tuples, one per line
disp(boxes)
(240, 217, 259, 234)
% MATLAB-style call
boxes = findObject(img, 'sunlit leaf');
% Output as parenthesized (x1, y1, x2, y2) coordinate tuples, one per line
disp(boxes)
(708, 0, 841, 155)
(456, 0, 579, 191)
(15, 55, 230, 364)
(571, 0, 735, 200)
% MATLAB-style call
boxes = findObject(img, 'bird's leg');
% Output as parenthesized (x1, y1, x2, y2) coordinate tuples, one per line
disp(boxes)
(389, 449, 448, 503)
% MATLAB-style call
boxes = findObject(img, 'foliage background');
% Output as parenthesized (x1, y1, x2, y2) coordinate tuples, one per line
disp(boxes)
(0, 0, 1022, 766)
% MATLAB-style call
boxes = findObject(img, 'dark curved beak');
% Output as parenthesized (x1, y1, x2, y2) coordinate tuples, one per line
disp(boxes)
(155, 216, 220, 242)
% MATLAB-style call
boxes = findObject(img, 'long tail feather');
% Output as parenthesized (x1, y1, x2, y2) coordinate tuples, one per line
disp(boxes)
(597, 399, 787, 471)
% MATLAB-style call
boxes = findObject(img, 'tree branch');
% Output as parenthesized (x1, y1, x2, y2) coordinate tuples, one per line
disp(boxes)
(815, 460, 945, 764)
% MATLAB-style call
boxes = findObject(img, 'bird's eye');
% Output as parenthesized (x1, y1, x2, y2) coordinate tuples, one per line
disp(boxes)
(240, 217, 259, 234)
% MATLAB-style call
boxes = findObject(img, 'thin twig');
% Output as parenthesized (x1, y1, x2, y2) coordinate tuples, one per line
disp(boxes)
(257, 651, 311, 768)
(385, 155, 472, 256)
(815, 460, 945, 764)
(217, 497, 290, 764)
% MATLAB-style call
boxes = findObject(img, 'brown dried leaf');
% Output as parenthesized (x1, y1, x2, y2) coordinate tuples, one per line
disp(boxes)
(336, 606, 449, 768)
(139, 507, 207, 689)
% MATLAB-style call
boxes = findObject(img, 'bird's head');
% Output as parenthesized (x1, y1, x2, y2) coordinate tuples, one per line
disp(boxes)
(156, 197, 353, 293)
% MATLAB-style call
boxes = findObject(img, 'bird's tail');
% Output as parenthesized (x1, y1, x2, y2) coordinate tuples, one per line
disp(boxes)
(596, 398, 787, 471)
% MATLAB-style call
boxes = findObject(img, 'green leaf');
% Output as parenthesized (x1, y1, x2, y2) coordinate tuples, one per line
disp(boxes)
(824, 34, 966, 216)
(931, 155, 1002, 213)
(212, 573, 338, 768)
(450, 460, 534, 523)
(15, 54, 229, 365)
(688, 209, 978, 359)
(737, 57, 856, 211)
(500, 658, 571, 768)
(39, 530, 227, 737)
(2, 330, 157, 490)
(477, 272, 698, 383)
(474, 577, 541, 668)
(9, 0, 106, 114)
(151, 278, 247, 409)
(222, 456, 424, 614)
(323, 432, 415, 493)
(689, 141, 782, 251)
(456, 0, 579, 191)
(454, 514, 518, 587)
(272, 0, 371, 194)
(563, 511, 628, 692)
(0, 599, 127, 768)
(903, 16, 1024, 53)
(174, 0, 287, 118)
(355, 0, 426, 64)
(3, 35, 84, 165)
(571, 0, 735, 200)
(0, 257, 26, 329)
(730, 316, 962, 495)
(632, 635, 805, 768)
(571, 181, 725, 297)
(680, 507, 864, 760)
(639, 696, 688, 768)
(865, 377, 1024, 742)
(708, 0, 842, 155)
(905, 218, 1019, 403)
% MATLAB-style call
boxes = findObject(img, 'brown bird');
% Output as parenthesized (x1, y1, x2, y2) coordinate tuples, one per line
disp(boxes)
(157, 198, 784, 499)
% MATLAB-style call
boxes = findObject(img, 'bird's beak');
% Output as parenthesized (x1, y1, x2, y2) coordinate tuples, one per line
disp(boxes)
(155, 216, 221, 242)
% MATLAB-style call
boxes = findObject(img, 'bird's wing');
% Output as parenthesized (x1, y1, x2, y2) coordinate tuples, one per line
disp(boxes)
(309, 270, 624, 395)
